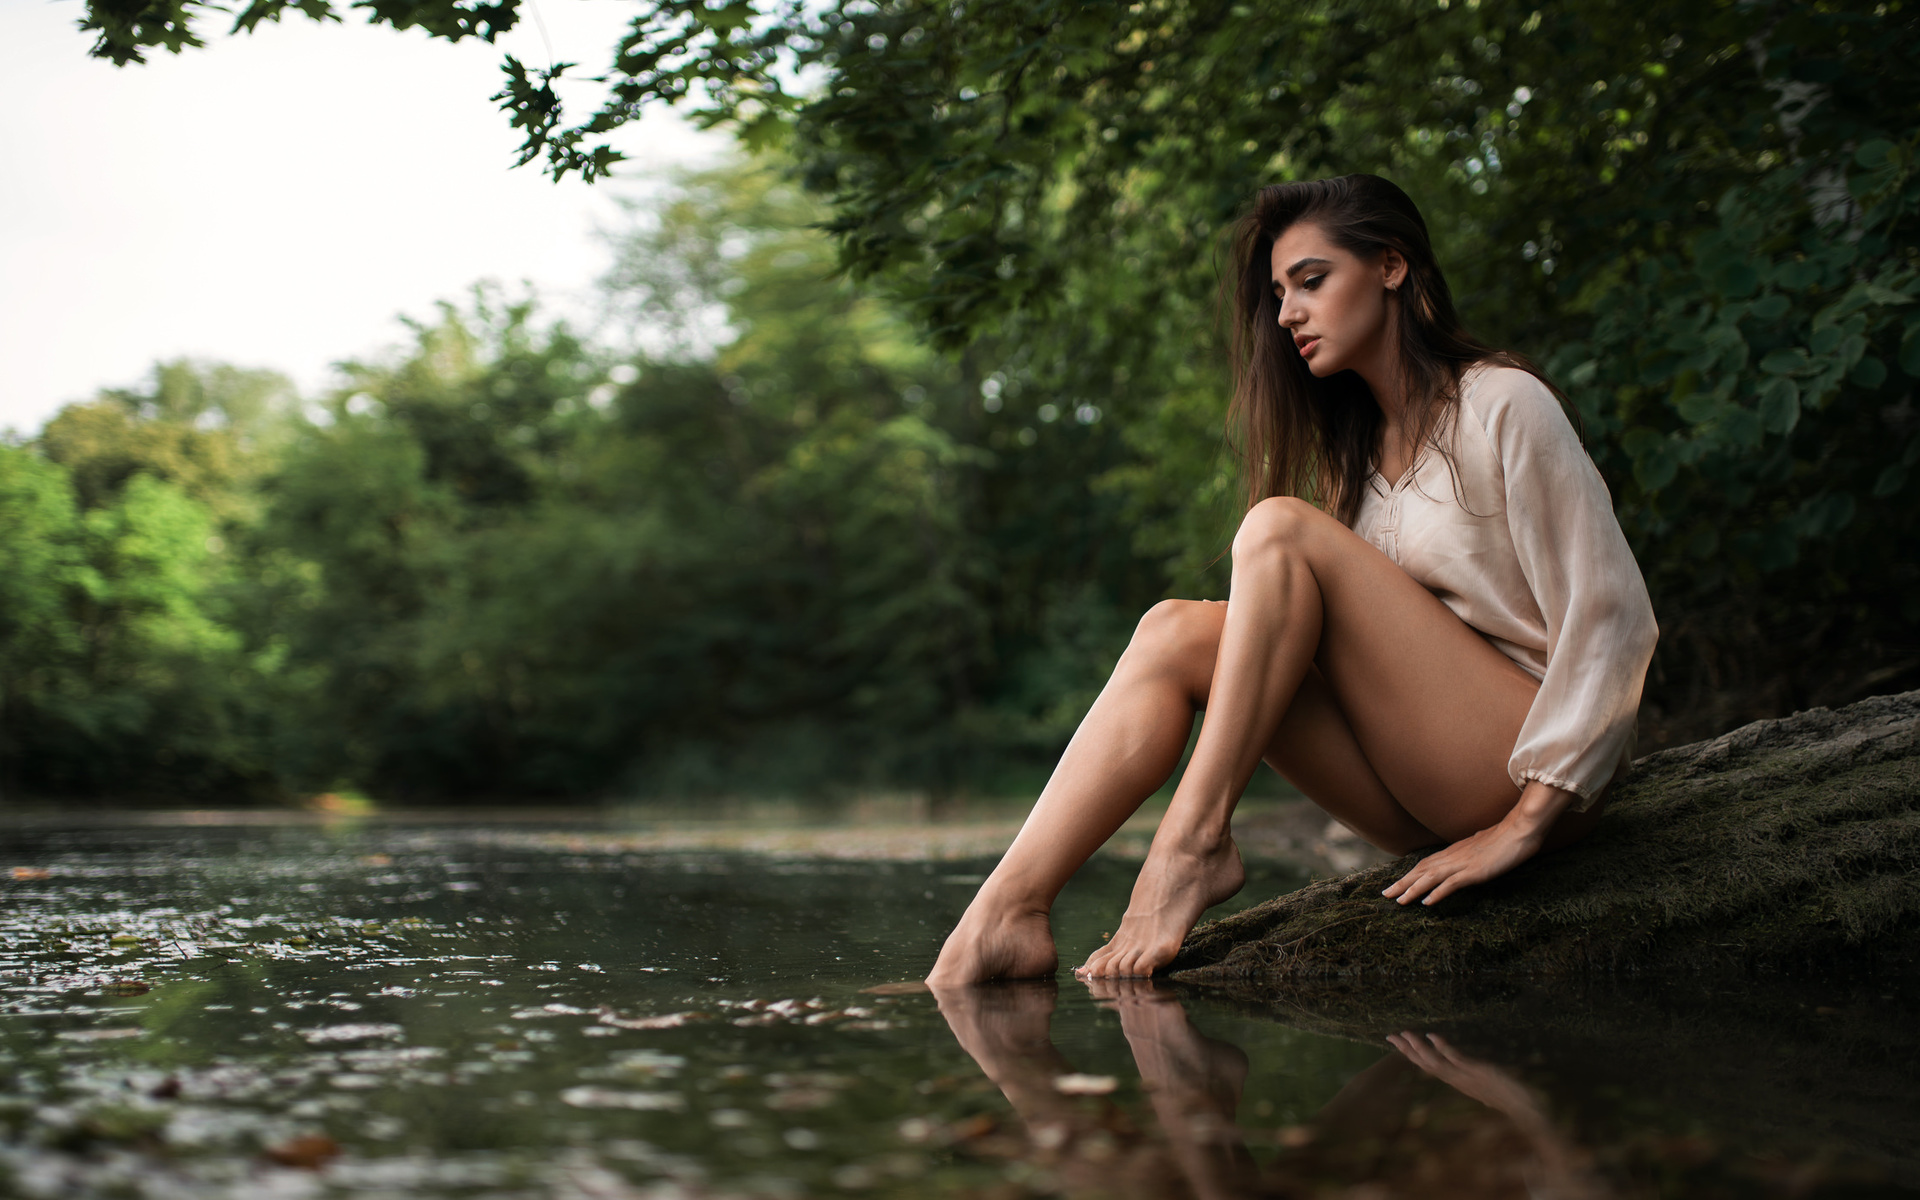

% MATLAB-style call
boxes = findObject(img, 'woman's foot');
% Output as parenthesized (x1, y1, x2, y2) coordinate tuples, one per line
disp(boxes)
(1075, 835, 1244, 978)
(926, 900, 1058, 986)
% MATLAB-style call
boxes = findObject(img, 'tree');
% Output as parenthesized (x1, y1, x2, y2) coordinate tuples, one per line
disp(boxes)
(78, 0, 1920, 732)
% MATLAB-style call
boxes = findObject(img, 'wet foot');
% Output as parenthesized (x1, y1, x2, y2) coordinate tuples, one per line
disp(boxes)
(1075, 835, 1243, 978)
(926, 901, 1058, 986)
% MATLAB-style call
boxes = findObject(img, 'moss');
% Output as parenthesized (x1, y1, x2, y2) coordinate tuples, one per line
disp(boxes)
(1171, 691, 1920, 982)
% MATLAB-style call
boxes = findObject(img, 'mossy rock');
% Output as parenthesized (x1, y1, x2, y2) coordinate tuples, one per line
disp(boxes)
(1171, 690, 1920, 981)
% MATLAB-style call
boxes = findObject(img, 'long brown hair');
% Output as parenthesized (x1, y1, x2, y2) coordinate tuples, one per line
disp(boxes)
(1226, 174, 1563, 524)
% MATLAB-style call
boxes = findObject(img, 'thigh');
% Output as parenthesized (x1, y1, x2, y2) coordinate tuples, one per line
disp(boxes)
(1262, 665, 1440, 854)
(1281, 506, 1543, 843)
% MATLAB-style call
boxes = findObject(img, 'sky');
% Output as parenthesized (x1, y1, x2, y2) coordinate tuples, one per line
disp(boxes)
(0, 0, 726, 435)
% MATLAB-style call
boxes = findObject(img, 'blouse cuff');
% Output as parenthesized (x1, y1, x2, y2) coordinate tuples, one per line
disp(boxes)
(1515, 769, 1604, 812)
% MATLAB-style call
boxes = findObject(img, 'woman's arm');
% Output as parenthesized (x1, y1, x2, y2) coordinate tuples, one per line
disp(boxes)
(1382, 779, 1577, 905)
(1481, 369, 1659, 810)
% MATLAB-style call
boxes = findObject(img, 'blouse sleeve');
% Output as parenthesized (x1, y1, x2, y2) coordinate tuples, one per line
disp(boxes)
(1479, 369, 1659, 808)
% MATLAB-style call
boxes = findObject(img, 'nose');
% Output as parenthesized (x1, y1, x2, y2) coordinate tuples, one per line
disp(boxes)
(1276, 293, 1304, 329)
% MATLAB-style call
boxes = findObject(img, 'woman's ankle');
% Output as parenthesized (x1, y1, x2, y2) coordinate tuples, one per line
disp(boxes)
(971, 875, 1054, 917)
(1153, 817, 1237, 858)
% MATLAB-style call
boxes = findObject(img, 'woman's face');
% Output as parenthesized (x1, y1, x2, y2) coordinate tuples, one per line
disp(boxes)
(1268, 222, 1407, 379)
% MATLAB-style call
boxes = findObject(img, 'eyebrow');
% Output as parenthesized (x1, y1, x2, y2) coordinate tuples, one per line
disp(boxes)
(1272, 257, 1332, 289)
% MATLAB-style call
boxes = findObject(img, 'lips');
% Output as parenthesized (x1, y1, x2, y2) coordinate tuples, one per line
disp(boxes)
(1295, 336, 1322, 356)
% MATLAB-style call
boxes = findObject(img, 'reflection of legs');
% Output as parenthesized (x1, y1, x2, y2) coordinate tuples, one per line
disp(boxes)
(1388, 1032, 1612, 1199)
(1090, 980, 1260, 1200)
(926, 982, 1079, 1134)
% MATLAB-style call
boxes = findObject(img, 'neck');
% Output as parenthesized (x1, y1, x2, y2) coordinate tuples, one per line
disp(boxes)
(1351, 310, 1408, 424)
(1354, 350, 1408, 427)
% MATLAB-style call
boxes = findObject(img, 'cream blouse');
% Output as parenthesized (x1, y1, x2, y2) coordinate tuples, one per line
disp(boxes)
(1349, 365, 1658, 810)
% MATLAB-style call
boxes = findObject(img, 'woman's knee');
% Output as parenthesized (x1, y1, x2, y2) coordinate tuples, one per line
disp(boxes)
(1124, 599, 1222, 680)
(1231, 496, 1324, 563)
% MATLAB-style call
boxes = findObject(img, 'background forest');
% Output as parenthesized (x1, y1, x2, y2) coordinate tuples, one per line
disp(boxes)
(8, 0, 1918, 804)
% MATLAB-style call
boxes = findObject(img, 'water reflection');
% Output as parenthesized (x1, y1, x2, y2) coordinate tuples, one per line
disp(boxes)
(931, 979, 1622, 1199)
(2, 816, 1915, 1198)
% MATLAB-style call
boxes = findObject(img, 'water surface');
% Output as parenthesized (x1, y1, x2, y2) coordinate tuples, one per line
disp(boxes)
(1, 813, 1915, 1198)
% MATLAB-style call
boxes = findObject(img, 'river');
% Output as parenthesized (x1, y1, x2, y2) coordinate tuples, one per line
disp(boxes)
(1, 810, 1915, 1198)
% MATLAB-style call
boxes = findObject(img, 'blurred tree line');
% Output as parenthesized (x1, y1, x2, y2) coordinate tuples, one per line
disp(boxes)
(2, 165, 1150, 801)
(36, 0, 1920, 801)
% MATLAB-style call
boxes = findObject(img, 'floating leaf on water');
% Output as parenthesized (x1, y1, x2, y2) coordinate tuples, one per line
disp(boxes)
(110, 934, 142, 946)
(10, 867, 50, 881)
(765, 1089, 835, 1112)
(101, 979, 150, 997)
(597, 1009, 706, 1031)
(264, 1134, 341, 1169)
(1052, 1074, 1118, 1096)
(57, 1027, 145, 1042)
(830, 1163, 879, 1188)
(149, 1077, 181, 1099)
(611, 1049, 686, 1077)
(763, 1072, 852, 1091)
(897, 1117, 936, 1144)
(559, 1086, 686, 1111)
(803, 1006, 876, 1025)
(510, 1003, 589, 1019)
(342, 1046, 441, 1069)
(860, 981, 929, 996)
(948, 1114, 997, 1141)
(301, 1023, 404, 1044)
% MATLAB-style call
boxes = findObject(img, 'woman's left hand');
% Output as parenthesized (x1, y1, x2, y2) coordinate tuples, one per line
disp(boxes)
(1381, 781, 1577, 906)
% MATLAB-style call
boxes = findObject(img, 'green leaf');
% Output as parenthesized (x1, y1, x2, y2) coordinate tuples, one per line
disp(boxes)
(1749, 294, 1791, 321)
(1568, 359, 1599, 386)
(1676, 391, 1720, 423)
(1760, 347, 1810, 375)
(1796, 491, 1857, 538)
(1809, 325, 1842, 356)
(1775, 260, 1822, 291)
(1630, 438, 1680, 492)
(1873, 464, 1907, 497)
(1714, 261, 1759, 298)
(1756, 376, 1800, 433)
(1864, 283, 1914, 306)
(1854, 139, 1896, 168)
(1850, 355, 1888, 389)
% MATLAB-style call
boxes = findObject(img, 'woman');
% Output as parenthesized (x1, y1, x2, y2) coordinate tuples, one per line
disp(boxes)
(927, 174, 1657, 984)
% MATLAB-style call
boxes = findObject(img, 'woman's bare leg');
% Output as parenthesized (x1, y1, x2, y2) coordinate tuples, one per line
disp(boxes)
(932, 495, 1597, 985)
(926, 598, 1222, 985)
(1078, 497, 1570, 978)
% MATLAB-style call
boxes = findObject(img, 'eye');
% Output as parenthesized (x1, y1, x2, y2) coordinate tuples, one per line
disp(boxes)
(1302, 273, 1327, 290)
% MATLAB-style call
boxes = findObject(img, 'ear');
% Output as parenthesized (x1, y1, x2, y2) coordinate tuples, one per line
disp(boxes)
(1382, 248, 1410, 292)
